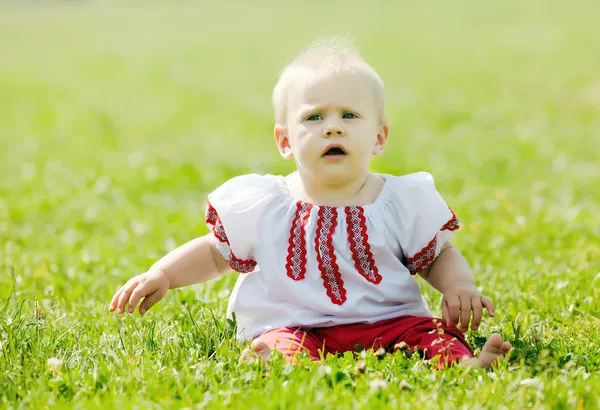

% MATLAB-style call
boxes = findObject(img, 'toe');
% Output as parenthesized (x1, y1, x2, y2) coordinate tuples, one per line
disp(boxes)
(251, 339, 272, 364)
(483, 333, 504, 351)
(252, 339, 270, 355)
(239, 348, 252, 364)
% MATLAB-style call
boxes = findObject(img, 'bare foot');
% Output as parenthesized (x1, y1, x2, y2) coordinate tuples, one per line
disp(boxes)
(239, 338, 271, 367)
(463, 333, 512, 369)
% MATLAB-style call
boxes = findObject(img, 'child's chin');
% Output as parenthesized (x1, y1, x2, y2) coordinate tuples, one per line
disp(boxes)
(318, 168, 356, 183)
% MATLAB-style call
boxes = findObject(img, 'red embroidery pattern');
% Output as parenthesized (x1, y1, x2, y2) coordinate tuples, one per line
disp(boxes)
(205, 202, 218, 226)
(406, 237, 437, 275)
(406, 211, 460, 275)
(315, 207, 347, 305)
(285, 202, 313, 280)
(206, 202, 228, 243)
(205, 200, 256, 274)
(213, 220, 228, 244)
(441, 208, 460, 231)
(230, 255, 257, 274)
(346, 206, 381, 284)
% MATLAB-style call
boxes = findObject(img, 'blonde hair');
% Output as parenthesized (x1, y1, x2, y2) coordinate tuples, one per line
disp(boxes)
(272, 38, 386, 126)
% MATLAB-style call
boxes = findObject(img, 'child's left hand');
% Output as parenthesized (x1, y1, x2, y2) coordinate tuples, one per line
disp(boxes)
(441, 284, 495, 332)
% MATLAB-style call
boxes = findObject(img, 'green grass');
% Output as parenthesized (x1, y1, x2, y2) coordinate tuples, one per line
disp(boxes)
(1, 1, 599, 408)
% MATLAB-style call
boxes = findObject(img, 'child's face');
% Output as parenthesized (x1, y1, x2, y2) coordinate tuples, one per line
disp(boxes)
(276, 70, 388, 185)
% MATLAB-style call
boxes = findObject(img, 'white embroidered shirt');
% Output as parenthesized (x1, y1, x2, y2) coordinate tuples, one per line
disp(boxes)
(205, 172, 459, 341)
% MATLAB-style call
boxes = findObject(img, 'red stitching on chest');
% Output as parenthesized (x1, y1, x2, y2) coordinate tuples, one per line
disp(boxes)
(285, 202, 313, 280)
(346, 206, 382, 284)
(315, 207, 347, 305)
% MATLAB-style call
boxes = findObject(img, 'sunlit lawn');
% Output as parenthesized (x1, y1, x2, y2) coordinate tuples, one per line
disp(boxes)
(1, 1, 599, 408)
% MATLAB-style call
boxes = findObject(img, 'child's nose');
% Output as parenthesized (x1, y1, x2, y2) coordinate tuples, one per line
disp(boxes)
(323, 125, 345, 137)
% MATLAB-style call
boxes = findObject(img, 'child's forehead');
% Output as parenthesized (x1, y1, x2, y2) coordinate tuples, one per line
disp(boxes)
(288, 69, 376, 107)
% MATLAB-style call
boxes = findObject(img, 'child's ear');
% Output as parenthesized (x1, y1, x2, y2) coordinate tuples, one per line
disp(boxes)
(275, 125, 294, 159)
(373, 123, 389, 156)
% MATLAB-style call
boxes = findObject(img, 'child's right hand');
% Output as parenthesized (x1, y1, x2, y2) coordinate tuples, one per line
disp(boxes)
(108, 269, 170, 316)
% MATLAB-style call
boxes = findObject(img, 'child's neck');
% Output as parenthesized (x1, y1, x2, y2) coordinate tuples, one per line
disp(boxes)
(288, 171, 384, 207)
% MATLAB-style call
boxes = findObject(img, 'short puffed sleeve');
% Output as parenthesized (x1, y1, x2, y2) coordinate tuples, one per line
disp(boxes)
(205, 174, 281, 273)
(385, 172, 460, 275)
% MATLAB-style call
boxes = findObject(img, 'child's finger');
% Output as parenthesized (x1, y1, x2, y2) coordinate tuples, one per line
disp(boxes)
(446, 296, 460, 327)
(470, 296, 483, 330)
(459, 296, 471, 332)
(127, 284, 149, 314)
(442, 299, 450, 326)
(482, 296, 495, 317)
(109, 286, 125, 311)
(117, 281, 139, 313)
(139, 288, 166, 315)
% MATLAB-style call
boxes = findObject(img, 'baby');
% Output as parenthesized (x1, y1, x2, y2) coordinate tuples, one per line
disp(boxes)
(109, 40, 511, 369)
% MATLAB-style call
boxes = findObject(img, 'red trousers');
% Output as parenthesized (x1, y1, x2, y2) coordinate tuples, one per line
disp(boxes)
(259, 316, 473, 368)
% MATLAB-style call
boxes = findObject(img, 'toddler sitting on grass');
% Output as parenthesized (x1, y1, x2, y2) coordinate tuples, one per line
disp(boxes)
(109, 40, 511, 369)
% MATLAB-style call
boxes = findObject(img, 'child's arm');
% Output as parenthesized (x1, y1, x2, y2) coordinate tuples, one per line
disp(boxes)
(418, 243, 495, 332)
(108, 234, 230, 315)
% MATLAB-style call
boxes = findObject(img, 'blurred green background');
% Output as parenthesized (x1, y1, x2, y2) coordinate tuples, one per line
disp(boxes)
(0, 1, 599, 407)
(1, 0, 597, 308)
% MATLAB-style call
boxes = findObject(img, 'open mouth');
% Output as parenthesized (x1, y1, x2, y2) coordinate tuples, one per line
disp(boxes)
(322, 146, 347, 157)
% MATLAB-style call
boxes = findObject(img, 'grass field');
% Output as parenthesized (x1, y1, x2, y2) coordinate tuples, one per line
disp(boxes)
(1, 1, 599, 408)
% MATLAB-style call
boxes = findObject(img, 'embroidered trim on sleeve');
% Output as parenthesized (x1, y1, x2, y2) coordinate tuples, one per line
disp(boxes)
(315, 206, 347, 305)
(285, 202, 313, 281)
(406, 209, 460, 275)
(441, 208, 460, 231)
(346, 206, 382, 284)
(206, 202, 228, 243)
(406, 236, 437, 275)
(229, 255, 257, 274)
(205, 202, 218, 227)
(205, 200, 257, 274)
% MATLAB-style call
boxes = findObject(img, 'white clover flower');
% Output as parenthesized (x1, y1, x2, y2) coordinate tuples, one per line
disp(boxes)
(47, 358, 63, 368)
(369, 379, 388, 391)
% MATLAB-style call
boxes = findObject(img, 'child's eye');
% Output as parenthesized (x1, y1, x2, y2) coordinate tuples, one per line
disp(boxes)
(342, 112, 357, 119)
(306, 114, 323, 121)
